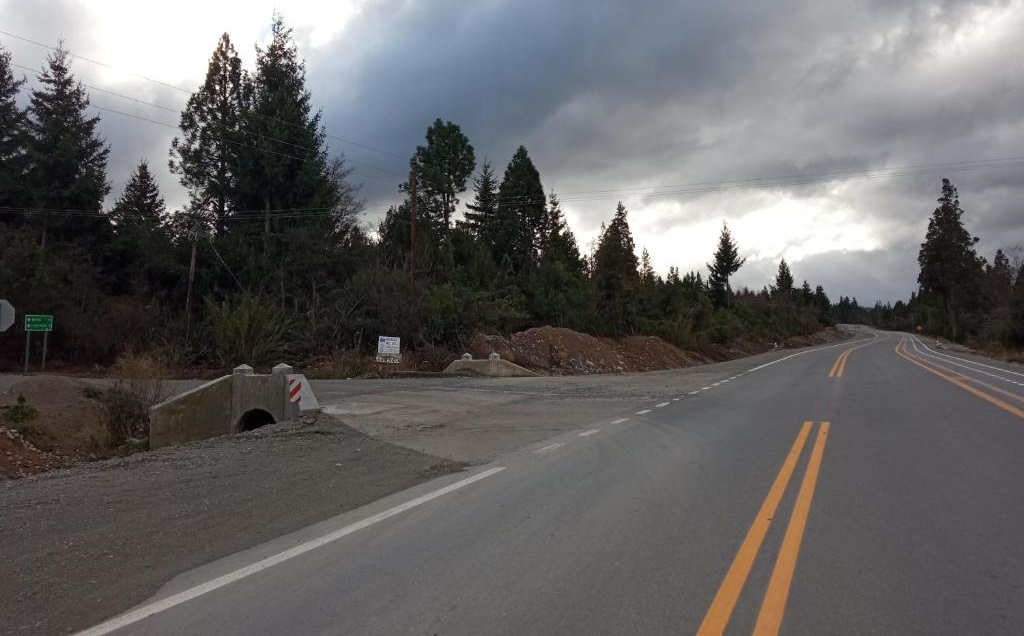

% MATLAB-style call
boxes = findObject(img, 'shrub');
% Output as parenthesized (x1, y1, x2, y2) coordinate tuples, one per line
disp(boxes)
(205, 295, 294, 368)
(94, 352, 171, 449)
(1, 395, 37, 425)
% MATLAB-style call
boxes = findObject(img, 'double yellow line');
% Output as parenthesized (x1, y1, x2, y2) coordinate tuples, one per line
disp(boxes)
(827, 350, 851, 378)
(895, 338, 1024, 419)
(698, 421, 830, 636)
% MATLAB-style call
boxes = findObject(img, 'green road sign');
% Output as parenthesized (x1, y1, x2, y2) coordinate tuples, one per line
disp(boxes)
(24, 314, 53, 332)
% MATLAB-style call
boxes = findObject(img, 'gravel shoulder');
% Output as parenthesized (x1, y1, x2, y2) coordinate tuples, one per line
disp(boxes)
(0, 415, 463, 636)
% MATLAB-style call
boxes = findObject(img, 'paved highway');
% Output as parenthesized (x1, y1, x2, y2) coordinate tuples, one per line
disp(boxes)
(78, 330, 1024, 635)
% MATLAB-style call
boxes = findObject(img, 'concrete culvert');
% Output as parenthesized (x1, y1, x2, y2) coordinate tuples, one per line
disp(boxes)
(237, 408, 275, 432)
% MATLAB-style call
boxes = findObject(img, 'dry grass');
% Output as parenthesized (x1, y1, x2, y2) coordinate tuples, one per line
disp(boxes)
(95, 353, 172, 450)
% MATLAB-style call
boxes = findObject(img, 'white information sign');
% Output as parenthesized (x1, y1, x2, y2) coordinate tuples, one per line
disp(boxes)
(376, 336, 401, 364)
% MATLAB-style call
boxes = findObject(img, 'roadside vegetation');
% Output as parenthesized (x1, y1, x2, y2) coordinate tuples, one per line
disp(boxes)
(0, 16, 837, 375)
(845, 179, 1024, 353)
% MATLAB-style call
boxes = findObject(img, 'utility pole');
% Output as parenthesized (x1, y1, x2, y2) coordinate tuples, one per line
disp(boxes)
(184, 208, 199, 348)
(409, 164, 417, 282)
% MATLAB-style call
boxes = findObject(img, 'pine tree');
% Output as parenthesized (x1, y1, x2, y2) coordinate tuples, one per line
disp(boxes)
(917, 178, 984, 340)
(232, 14, 350, 288)
(463, 159, 498, 240)
(707, 221, 745, 308)
(530, 192, 592, 328)
(774, 258, 794, 299)
(170, 33, 246, 238)
(107, 161, 176, 293)
(495, 146, 545, 272)
(800, 280, 813, 307)
(592, 202, 640, 335)
(412, 118, 475, 235)
(26, 44, 110, 249)
(0, 45, 28, 215)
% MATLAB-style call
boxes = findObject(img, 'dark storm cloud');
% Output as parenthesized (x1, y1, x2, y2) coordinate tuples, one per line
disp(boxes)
(304, 0, 1024, 303)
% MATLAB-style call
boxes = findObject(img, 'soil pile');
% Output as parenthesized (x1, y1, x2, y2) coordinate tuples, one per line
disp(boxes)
(470, 325, 847, 374)
(469, 326, 712, 374)
(0, 377, 107, 478)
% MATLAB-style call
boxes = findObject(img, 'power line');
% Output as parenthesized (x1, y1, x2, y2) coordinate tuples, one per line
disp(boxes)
(0, 28, 406, 159)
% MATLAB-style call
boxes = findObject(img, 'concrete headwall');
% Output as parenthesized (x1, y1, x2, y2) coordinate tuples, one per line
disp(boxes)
(150, 365, 320, 449)
(444, 358, 537, 377)
(150, 376, 234, 449)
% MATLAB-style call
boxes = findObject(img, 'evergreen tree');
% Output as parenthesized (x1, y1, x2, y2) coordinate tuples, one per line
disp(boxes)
(495, 146, 545, 272)
(170, 33, 246, 238)
(107, 161, 176, 293)
(232, 14, 352, 288)
(411, 118, 475, 234)
(774, 258, 794, 299)
(800, 280, 813, 307)
(707, 221, 745, 308)
(592, 202, 640, 335)
(26, 44, 110, 249)
(463, 159, 498, 239)
(530, 192, 592, 328)
(0, 45, 28, 215)
(917, 179, 984, 340)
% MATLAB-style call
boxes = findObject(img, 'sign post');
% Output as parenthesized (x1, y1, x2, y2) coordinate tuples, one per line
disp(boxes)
(24, 314, 54, 372)
(376, 336, 401, 375)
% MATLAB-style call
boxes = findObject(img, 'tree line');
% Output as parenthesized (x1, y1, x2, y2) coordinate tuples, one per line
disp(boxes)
(858, 178, 1024, 348)
(0, 16, 836, 370)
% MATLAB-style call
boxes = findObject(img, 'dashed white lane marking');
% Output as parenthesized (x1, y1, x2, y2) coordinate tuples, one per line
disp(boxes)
(610, 418, 630, 425)
(720, 379, 730, 383)
(636, 409, 652, 415)
(701, 386, 711, 391)
(712, 382, 722, 386)
(655, 402, 670, 408)
(578, 429, 600, 437)
(672, 397, 681, 401)
(688, 390, 700, 395)
(535, 443, 565, 454)
(730, 376, 738, 380)
(72, 466, 507, 636)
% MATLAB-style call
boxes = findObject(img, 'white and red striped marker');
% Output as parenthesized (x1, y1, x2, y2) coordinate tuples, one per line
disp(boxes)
(288, 378, 302, 403)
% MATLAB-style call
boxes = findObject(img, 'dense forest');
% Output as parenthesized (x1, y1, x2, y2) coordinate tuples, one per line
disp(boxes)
(6, 16, 977, 373)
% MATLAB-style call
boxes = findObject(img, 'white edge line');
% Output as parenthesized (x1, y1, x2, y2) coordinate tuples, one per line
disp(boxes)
(655, 402, 670, 408)
(610, 418, 629, 425)
(910, 335, 1024, 378)
(688, 390, 700, 395)
(578, 429, 600, 437)
(73, 467, 507, 636)
(701, 386, 711, 391)
(535, 443, 565, 454)
(635, 409, 652, 415)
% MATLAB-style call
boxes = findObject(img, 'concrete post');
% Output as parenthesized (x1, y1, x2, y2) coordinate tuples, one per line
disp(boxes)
(272, 363, 294, 375)
(488, 353, 500, 360)
(461, 353, 473, 360)
(233, 364, 254, 376)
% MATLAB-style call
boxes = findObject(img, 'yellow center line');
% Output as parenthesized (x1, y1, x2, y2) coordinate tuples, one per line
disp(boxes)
(697, 421, 814, 636)
(827, 350, 849, 378)
(895, 339, 1024, 420)
(753, 422, 830, 635)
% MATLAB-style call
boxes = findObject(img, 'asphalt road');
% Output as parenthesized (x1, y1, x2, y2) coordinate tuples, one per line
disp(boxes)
(77, 330, 1024, 635)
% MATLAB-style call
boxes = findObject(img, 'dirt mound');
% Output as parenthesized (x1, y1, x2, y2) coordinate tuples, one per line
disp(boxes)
(469, 326, 710, 374)
(469, 325, 850, 375)
(0, 377, 108, 478)
(0, 426, 69, 478)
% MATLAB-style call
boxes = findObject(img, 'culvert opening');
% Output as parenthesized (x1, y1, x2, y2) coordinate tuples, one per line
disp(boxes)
(237, 408, 275, 432)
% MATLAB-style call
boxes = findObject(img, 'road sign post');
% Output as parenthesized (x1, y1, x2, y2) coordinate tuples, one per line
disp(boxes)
(23, 314, 54, 373)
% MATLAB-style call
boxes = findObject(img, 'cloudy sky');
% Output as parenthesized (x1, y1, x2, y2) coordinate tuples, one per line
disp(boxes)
(3, 0, 1023, 303)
